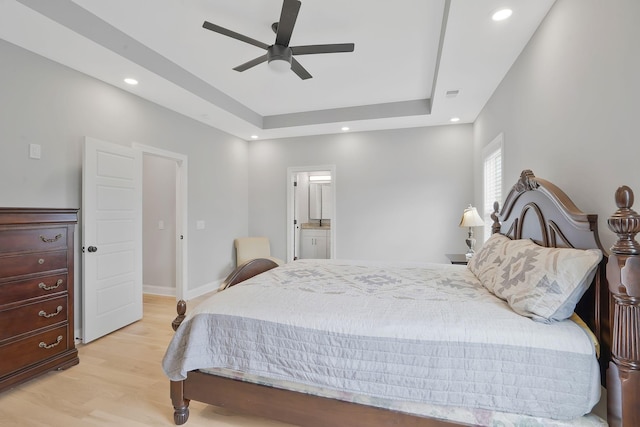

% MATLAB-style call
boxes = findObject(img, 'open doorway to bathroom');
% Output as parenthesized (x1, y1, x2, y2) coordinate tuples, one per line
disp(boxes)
(135, 143, 188, 300)
(286, 165, 336, 263)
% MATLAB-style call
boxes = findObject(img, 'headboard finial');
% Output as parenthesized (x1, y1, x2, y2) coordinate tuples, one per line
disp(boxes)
(615, 185, 634, 209)
(608, 185, 640, 255)
(513, 169, 539, 193)
(491, 201, 501, 234)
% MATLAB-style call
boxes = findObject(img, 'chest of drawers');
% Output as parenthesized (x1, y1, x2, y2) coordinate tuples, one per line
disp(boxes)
(0, 208, 78, 392)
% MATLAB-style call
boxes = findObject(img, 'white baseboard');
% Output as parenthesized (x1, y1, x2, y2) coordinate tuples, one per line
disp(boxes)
(143, 284, 176, 297)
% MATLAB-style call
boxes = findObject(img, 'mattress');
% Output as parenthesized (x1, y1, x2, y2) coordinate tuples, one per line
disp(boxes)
(162, 259, 602, 422)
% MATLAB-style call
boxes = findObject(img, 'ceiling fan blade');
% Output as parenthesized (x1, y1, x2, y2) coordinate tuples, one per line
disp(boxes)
(290, 58, 312, 80)
(275, 0, 301, 47)
(291, 43, 355, 55)
(202, 21, 269, 50)
(233, 54, 269, 72)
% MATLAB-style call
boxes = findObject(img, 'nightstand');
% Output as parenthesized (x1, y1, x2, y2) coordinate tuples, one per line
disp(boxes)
(445, 253, 469, 265)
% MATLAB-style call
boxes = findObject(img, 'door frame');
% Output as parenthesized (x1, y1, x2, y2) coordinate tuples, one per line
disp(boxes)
(286, 165, 336, 263)
(132, 143, 188, 301)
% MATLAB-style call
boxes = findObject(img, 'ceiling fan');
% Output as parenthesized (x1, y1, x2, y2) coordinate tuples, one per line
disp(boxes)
(202, 0, 355, 80)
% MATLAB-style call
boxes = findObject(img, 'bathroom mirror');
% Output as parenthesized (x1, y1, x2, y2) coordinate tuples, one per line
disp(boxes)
(309, 183, 331, 220)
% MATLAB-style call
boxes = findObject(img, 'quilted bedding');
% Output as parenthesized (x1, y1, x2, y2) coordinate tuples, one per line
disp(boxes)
(162, 259, 601, 421)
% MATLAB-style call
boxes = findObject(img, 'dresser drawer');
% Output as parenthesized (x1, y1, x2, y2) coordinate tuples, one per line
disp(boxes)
(0, 295, 67, 341)
(0, 325, 69, 377)
(0, 250, 68, 279)
(0, 274, 68, 306)
(0, 227, 68, 254)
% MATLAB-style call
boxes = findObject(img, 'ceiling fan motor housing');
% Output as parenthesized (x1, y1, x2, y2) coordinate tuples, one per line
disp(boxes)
(268, 44, 292, 66)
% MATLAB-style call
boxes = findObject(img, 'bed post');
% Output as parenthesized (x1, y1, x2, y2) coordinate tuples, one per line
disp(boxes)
(606, 185, 640, 427)
(170, 300, 190, 425)
(172, 300, 187, 331)
(171, 380, 190, 425)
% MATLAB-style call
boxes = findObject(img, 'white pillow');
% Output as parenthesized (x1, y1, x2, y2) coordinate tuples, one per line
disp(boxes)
(492, 239, 602, 323)
(467, 233, 511, 293)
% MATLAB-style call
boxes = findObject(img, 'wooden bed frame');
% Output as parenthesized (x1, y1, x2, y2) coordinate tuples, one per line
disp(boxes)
(169, 170, 640, 427)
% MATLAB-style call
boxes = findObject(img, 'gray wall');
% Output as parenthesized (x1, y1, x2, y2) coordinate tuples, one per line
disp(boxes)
(0, 39, 249, 332)
(474, 0, 640, 251)
(248, 125, 474, 263)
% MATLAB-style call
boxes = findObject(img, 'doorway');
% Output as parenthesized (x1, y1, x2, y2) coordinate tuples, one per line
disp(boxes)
(134, 143, 188, 300)
(286, 165, 336, 262)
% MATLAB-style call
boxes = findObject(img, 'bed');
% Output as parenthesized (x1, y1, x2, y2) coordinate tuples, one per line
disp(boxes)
(163, 170, 640, 426)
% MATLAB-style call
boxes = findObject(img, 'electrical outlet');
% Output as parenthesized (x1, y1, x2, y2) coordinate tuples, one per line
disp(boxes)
(196, 220, 205, 230)
(158, 220, 165, 230)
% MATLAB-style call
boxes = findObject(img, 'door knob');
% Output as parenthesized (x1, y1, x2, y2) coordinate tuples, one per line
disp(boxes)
(87, 246, 98, 253)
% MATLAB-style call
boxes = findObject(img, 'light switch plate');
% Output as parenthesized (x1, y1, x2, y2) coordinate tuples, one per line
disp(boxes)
(29, 143, 41, 159)
(196, 220, 205, 230)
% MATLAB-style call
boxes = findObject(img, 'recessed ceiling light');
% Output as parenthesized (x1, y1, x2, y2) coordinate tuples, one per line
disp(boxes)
(250, 135, 259, 139)
(124, 78, 138, 85)
(492, 8, 513, 21)
(450, 117, 460, 123)
(341, 126, 350, 131)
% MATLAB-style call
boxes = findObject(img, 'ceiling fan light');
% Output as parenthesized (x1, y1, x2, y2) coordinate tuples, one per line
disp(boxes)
(268, 58, 291, 73)
(267, 44, 293, 73)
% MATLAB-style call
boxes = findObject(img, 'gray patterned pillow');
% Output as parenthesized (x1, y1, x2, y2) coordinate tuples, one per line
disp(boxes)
(467, 233, 510, 293)
(493, 239, 602, 323)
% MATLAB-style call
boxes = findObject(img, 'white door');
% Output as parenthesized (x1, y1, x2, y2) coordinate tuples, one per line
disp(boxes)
(82, 137, 143, 343)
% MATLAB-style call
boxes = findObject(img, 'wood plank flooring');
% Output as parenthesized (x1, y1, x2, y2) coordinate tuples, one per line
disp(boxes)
(0, 294, 293, 427)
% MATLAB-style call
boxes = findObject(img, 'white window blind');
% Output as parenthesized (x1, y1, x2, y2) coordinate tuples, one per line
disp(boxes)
(483, 134, 503, 241)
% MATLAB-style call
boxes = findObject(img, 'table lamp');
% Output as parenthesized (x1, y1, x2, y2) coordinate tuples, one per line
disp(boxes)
(459, 205, 484, 259)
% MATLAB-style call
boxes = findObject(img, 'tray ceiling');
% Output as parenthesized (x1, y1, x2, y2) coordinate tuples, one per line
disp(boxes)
(0, 0, 555, 140)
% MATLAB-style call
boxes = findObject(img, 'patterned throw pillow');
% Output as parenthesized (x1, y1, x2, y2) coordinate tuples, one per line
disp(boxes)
(493, 239, 602, 323)
(467, 233, 511, 293)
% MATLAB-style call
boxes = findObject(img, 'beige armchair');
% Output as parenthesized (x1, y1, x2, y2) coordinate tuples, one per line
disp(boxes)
(234, 237, 283, 267)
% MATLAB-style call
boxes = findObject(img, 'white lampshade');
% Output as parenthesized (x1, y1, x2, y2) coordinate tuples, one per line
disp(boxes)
(459, 205, 484, 228)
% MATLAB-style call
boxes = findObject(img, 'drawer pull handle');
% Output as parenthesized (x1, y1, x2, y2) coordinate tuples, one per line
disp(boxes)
(39, 335, 63, 349)
(39, 279, 63, 291)
(39, 305, 63, 318)
(38, 258, 45, 265)
(40, 233, 62, 243)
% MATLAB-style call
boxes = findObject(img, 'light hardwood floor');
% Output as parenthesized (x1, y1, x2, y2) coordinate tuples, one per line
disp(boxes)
(0, 294, 293, 427)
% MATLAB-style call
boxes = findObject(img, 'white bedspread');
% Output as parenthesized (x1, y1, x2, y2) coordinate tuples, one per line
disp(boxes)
(162, 259, 601, 422)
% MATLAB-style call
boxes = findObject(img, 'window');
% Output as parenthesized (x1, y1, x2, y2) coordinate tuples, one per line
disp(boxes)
(483, 134, 503, 241)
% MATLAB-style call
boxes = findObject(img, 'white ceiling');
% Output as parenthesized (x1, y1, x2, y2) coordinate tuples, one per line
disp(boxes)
(0, 0, 555, 141)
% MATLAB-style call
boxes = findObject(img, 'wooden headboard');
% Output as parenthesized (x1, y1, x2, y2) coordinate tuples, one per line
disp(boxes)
(491, 170, 611, 385)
